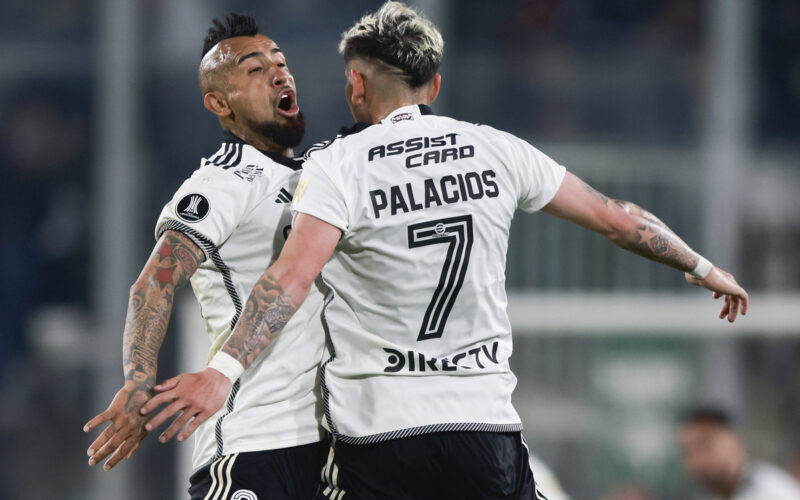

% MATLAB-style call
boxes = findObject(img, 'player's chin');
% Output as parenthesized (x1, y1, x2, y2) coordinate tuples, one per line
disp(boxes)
(275, 109, 303, 126)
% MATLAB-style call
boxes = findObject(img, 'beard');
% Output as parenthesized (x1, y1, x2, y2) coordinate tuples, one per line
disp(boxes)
(247, 111, 305, 149)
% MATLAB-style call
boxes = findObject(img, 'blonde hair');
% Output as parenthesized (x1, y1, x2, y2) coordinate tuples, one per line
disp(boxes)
(339, 1, 444, 87)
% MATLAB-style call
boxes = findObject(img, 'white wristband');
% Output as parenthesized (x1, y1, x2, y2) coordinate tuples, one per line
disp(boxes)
(208, 351, 244, 384)
(688, 255, 713, 279)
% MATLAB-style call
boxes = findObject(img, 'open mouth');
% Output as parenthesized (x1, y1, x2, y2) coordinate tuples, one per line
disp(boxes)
(276, 90, 300, 118)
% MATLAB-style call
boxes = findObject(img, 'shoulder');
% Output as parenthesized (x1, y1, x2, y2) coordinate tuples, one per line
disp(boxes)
(195, 141, 302, 184)
(202, 141, 245, 169)
(472, 121, 524, 145)
(302, 122, 375, 161)
(425, 115, 521, 150)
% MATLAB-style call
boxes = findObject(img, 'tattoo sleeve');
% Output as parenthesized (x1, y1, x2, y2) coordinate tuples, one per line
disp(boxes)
(612, 200, 700, 272)
(581, 179, 610, 206)
(221, 274, 298, 370)
(122, 230, 205, 391)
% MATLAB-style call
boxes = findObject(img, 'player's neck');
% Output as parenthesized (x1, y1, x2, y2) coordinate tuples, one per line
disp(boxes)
(226, 126, 289, 156)
(370, 97, 430, 124)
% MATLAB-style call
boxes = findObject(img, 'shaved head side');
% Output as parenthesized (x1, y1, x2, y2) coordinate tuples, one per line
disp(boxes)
(199, 13, 259, 94)
(199, 43, 234, 94)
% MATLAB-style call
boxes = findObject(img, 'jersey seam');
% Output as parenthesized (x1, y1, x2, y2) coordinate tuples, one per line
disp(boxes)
(334, 422, 524, 445)
(317, 274, 341, 439)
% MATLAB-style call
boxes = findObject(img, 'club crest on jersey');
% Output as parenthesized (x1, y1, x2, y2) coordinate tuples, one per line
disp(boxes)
(391, 112, 414, 123)
(176, 193, 209, 223)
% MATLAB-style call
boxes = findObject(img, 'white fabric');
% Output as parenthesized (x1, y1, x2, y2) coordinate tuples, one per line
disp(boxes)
(292, 105, 566, 442)
(156, 141, 326, 470)
(690, 255, 713, 279)
(208, 351, 245, 384)
(725, 461, 800, 500)
(528, 453, 570, 500)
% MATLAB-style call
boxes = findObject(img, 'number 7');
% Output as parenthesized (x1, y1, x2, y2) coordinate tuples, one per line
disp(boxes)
(407, 214, 474, 341)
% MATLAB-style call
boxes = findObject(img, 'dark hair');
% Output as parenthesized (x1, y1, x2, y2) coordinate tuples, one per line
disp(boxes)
(680, 406, 733, 427)
(202, 13, 259, 57)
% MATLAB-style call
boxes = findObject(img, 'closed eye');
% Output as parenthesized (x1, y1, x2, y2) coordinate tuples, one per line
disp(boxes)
(248, 66, 263, 74)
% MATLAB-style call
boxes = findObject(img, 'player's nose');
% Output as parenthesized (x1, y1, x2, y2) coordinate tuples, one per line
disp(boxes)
(272, 65, 290, 87)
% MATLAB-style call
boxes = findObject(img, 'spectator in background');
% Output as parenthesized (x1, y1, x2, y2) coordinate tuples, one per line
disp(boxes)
(598, 484, 655, 500)
(0, 83, 91, 417)
(679, 406, 800, 500)
(0, 81, 92, 499)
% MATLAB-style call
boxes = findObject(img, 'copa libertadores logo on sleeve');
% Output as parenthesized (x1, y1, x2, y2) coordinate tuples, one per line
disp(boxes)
(176, 193, 209, 222)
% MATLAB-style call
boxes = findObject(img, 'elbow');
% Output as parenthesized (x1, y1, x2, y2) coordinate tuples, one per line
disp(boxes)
(289, 268, 318, 296)
(130, 272, 166, 296)
(605, 209, 640, 247)
(129, 277, 150, 297)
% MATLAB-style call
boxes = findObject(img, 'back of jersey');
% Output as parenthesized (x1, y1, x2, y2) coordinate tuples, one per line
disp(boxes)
(293, 104, 565, 444)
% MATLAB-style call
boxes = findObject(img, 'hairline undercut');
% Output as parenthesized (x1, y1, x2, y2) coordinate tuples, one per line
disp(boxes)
(339, 1, 444, 88)
(199, 13, 259, 94)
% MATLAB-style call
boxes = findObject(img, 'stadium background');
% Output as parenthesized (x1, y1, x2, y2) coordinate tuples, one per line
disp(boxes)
(0, 0, 798, 498)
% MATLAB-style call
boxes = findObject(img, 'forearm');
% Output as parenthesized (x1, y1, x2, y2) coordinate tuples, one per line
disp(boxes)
(122, 230, 204, 387)
(220, 270, 309, 371)
(122, 282, 174, 387)
(609, 199, 700, 273)
(215, 213, 342, 375)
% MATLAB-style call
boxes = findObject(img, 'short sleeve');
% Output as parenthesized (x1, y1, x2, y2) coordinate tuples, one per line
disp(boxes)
(290, 157, 349, 232)
(154, 167, 254, 257)
(504, 133, 567, 213)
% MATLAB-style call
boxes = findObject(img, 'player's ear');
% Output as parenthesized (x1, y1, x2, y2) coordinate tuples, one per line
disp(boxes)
(428, 73, 442, 104)
(349, 69, 367, 106)
(204, 92, 232, 118)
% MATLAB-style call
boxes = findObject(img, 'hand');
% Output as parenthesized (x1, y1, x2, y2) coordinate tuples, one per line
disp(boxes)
(685, 266, 749, 323)
(139, 368, 232, 444)
(83, 380, 151, 470)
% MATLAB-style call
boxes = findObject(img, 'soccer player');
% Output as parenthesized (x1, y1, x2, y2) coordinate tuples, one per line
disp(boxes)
(680, 407, 800, 500)
(83, 14, 328, 499)
(142, 2, 749, 499)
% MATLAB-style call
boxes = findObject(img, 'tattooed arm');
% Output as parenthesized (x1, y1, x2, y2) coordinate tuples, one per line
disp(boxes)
(139, 213, 342, 443)
(83, 230, 205, 470)
(543, 171, 748, 321)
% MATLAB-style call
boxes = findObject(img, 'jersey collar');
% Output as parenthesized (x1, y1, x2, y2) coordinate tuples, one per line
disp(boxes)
(221, 129, 302, 170)
(380, 104, 435, 125)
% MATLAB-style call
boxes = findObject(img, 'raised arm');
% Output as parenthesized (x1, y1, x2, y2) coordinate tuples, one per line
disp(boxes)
(542, 171, 748, 321)
(83, 230, 205, 470)
(139, 213, 342, 443)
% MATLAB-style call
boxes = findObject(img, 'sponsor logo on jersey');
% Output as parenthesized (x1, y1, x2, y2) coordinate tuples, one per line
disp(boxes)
(176, 193, 209, 222)
(390, 112, 414, 123)
(232, 164, 264, 182)
(367, 133, 463, 167)
(383, 341, 500, 373)
(231, 490, 257, 500)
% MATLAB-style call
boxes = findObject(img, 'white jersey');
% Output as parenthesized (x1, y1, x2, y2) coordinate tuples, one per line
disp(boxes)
(292, 104, 565, 443)
(156, 131, 326, 470)
(722, 461, 800, 500)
